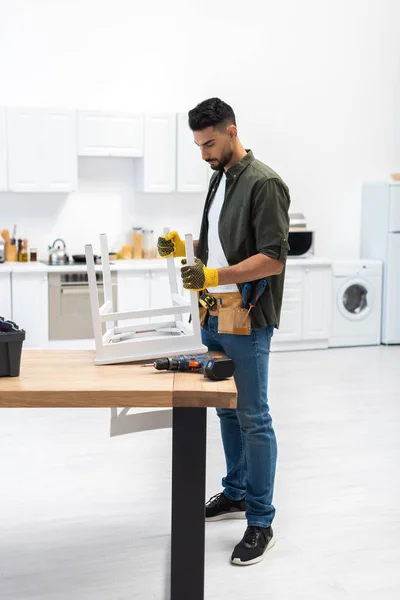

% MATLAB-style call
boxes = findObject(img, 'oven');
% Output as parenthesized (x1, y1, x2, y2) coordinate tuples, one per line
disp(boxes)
(48, 271, 118, 340)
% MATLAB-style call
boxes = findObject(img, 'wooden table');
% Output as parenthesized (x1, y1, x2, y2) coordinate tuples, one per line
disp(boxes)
(0, 350, 237, 600)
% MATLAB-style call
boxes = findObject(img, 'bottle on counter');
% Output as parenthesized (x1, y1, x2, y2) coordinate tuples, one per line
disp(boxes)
(132, 227, 143, 259)
(17, 239, 23, 261)
(20, 239, 28, 262)
(30, 248, 37, 262)
(142, 229, 154, 259)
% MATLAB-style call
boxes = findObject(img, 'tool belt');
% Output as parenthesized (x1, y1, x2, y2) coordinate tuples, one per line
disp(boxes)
(199, 291, 251, 335)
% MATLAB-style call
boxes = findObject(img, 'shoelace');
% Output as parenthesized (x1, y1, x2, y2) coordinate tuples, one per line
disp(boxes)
(243, 526, 261, 546)
(206, 492, 225, 508)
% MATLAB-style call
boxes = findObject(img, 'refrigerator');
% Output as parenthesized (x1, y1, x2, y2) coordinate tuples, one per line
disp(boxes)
(361, 182, 400, 344)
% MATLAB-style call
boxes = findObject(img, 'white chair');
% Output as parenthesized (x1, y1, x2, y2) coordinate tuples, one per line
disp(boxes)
(84, 228, 208, 437)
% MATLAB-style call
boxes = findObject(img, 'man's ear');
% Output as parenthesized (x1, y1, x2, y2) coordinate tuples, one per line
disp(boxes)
(228, 124, 238, 139)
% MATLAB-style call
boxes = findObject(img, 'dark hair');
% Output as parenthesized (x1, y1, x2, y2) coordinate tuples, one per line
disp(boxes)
(188, 97, 236, 132)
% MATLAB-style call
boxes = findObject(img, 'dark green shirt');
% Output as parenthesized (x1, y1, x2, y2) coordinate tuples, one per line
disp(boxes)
(196, 150, 291, 329)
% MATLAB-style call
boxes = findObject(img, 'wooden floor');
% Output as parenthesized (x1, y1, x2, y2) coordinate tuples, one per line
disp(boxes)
(0, 345, 399, 599)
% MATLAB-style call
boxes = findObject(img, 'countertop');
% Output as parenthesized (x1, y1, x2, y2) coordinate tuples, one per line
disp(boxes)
(0, 256, 332, 274)
(0, 350, 237, 409)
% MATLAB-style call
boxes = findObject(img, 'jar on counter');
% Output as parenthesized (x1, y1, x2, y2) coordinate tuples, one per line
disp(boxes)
(132, 227, 143, 259)
(30, 248, 38, 262)
(142, 229, 154, 259)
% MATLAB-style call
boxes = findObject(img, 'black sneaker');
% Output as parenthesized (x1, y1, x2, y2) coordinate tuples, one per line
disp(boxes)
(205, 492, 246, 522)
(231, 525, 275, 565)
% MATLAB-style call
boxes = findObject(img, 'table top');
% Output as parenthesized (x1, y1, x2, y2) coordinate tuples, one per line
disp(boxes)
(0, 351, 237, 409)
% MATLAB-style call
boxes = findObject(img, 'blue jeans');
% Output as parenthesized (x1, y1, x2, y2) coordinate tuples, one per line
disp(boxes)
(202, 316, 277, 528)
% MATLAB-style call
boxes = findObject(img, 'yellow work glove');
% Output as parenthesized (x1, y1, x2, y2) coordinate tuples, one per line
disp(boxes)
(181, 258, 219, 291)
(157, 230, 186, 258)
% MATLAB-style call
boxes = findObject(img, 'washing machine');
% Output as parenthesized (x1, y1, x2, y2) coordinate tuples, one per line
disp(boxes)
(329, 260, 383, 347)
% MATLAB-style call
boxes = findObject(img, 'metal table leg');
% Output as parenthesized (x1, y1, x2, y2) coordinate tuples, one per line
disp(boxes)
(171, 407, 207, 600)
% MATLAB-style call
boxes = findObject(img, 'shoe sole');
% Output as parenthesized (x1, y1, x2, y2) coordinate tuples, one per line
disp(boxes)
(206, 511, 246, 522)
(231, 535, 276, 566)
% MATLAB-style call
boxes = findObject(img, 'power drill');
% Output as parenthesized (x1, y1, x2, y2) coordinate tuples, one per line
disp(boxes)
(153, 354, 235, 381)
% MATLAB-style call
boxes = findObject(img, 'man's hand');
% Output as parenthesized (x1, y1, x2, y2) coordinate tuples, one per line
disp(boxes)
(181, 258, 218, 291)
(157, 230, 186, 258)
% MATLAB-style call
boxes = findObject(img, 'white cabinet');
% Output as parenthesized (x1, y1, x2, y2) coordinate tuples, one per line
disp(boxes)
(0, 271, 12, 320)
(117, 271, 150, 326)
(11, 272, 48, 348)
(176, 113, 208, 192)
(0, 108, 7, 191)
(7, 108, 77, 192)
(303, 266, 331, 340)
(272, 262, 331, 351)
(273, 269, 303, 343)
(117, 267, 183, 326)
(78, 111, 144, 157)
(136, 114, 176, 192)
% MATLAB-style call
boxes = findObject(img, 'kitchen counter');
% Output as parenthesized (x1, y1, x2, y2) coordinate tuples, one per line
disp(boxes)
(0, 256, 332, 273)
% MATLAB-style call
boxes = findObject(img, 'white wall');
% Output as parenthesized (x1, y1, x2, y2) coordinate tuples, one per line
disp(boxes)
(0, 0, 399, 259)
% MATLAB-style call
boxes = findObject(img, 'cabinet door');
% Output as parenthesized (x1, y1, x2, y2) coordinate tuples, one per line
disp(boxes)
(0, 272, 12, 320)
(78, 111, 144, 157)
(0, 108, 7, 191)
(12, 272, 49, 348)
(7, 108, 43, 192)
(7, 108, 77, 192)
(303, 266, 331, 340)
(42, 108, 77, 191)
(117, 271, 151, 326)
(139, 114, 176, 192)
(149, 269, 177, 323)
(177, 113, 208, 192)
(273, 268, 303, 342)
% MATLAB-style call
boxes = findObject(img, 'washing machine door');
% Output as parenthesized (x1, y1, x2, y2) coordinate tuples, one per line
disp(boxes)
(338, 278, 373, 320)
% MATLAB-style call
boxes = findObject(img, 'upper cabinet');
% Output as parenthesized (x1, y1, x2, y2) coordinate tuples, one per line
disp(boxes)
(7, 108, 77, 192)
(0, 108, 7, 191)
(77, 111, 144, 157)
(176, 113, 208, 193)
(135, 114, 176, 193)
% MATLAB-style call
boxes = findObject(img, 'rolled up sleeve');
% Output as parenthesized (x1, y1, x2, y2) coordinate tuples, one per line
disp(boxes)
(251, 177, 290, 263)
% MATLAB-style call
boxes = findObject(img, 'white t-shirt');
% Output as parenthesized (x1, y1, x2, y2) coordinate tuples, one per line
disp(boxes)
(207, 173, 238, 294)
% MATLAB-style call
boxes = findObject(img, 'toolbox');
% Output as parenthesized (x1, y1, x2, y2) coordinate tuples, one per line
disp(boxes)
(0, 329, 26, 377)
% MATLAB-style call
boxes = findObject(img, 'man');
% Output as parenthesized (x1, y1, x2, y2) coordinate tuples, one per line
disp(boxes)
(157, 98, 290, 566)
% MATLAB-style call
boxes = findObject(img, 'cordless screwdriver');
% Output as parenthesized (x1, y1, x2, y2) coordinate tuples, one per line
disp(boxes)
(153, 354, 235, 381)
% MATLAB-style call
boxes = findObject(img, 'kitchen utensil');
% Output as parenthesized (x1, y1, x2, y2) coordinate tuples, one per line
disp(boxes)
(72, 254, 99, 264)
(48, 238, 69, 265)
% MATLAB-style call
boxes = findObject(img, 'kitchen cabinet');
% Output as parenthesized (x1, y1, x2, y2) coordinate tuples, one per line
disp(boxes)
(77, 111, 144, 157)
(271, 263, 331, 351)
(117, 267, 184, 326)
(272, 269, 303, 343)
(176, 113, 208, 193)
(117, 271, 151, 326)
(135, 114, 176, 192)
(12, 271, 48, 348)
(303, 266, 331, 340)
(0, 108, 7, 191)
(0, 272, 12, 320)
(7, 108, 77, 192)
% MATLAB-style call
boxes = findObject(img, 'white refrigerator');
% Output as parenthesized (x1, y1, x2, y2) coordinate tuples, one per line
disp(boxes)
(361, 182, 400, 344)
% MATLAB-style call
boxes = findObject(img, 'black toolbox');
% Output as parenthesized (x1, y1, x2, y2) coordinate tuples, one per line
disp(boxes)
(0, 329, 26, 377)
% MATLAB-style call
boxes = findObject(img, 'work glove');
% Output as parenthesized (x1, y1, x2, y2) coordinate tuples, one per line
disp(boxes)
(181, 258, 218, 291)
(157, 230, 186, 258)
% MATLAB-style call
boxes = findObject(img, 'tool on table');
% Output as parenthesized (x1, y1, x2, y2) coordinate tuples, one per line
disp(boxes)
(199, 293, 218, 311)
(247, 279, 268, 314)
(151, 353, 235, 380)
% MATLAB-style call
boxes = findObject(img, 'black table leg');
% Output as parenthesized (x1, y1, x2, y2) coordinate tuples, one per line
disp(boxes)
(171, 407, 207, 600)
